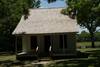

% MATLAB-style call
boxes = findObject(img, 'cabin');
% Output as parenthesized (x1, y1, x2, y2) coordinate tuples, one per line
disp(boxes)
(12, 8, 78, 60)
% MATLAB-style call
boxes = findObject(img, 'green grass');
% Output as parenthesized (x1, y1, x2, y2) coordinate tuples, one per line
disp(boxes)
(77, 41, 100, 52)
(48, 46, 100, 67)
(0, 55, 16, 61)
(77, 48, 100, 52)
(77, 41, 100, 48)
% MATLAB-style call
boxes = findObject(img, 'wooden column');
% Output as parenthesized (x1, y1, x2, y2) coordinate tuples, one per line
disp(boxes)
(67, 33, 76, 55)
(67, 33, 76, 49)
(15, 36, 18, 54)
(52, 35, 59, 52)
(22, 35, 31, 52)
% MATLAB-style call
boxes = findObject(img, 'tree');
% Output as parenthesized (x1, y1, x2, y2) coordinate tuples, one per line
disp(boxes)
(63, 0, 100, 48)
(0, 0, 40, 51)
(47, 0, 56, 3)
(77, 31, 91, 42)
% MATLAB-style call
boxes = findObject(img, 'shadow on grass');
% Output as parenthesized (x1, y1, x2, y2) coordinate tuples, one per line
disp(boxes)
(48, 49, 100, 67)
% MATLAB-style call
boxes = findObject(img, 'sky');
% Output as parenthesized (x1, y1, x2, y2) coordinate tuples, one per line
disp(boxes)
(40, 0, 67, 8)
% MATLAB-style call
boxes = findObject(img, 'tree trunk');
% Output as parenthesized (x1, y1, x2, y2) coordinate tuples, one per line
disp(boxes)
(90, 32, 95, 48)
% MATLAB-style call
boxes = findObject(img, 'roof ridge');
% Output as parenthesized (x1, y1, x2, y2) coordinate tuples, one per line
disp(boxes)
(29, 7, 64, 10)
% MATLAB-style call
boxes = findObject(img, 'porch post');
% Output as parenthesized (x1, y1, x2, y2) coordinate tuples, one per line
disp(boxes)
(67, 33, 76, 54)
(15, 36, 17, 55)
(52, 35, 59, 52)
(22, 35, 31, 52)
(67, 33, 76, 49)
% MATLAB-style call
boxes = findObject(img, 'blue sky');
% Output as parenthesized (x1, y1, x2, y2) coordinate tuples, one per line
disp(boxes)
(40, 0, 67, 8)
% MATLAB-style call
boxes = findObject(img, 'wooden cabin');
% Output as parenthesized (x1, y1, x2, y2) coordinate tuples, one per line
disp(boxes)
(12, 8, 78, 60)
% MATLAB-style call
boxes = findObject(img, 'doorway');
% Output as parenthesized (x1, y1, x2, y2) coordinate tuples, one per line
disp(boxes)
(31, 36, 38, 52)
(44, 35, 51, 56)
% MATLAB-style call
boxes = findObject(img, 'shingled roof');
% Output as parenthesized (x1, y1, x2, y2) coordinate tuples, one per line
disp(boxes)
(12, 8, 78, 35)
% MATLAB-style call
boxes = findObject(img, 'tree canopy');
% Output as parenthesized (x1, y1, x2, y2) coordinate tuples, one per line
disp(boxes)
(63, 0, 100, 47)
(0, 0, 40, 51)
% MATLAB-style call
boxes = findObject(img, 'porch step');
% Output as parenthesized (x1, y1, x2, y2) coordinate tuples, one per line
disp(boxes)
(39, 57, 51, 61)
(16, 54, 37, 61)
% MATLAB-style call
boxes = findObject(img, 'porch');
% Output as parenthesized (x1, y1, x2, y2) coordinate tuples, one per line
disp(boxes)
(15, 33, 76, 60)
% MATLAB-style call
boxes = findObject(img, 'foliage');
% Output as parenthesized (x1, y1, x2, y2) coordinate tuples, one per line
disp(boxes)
(47, 0, 57, 3)
(77, 31, 91, 42)
(32, 0, 40, 8)
(0, 0, 40, 52)
(63, 0, 100, 48)
(61, 8, 68, 15)
(77, 31, 100, 42)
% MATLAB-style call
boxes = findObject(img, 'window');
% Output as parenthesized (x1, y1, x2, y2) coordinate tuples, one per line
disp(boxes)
(59, 34, 67, 48)
(30, 36, 37, 49)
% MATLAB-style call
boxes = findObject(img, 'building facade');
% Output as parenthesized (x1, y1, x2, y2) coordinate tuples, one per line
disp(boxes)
(13, 8, 78, 59)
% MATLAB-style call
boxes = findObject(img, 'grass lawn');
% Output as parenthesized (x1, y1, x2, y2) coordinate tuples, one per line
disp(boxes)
(77, 48, 100, 52)
(77, 41, 100, 47)
(48, 48, 100, 67)
(0, 55, 16, 61)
